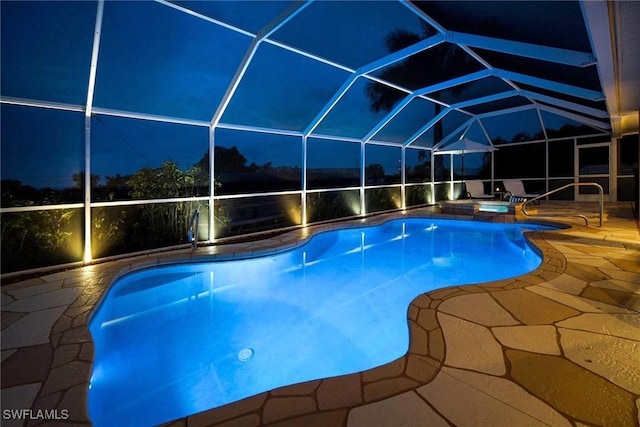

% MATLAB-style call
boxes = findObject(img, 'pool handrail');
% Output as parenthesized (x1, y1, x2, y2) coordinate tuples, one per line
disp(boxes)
(521, 182, 604, 227)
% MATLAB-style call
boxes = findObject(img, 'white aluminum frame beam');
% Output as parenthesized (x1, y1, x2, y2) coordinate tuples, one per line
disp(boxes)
(305, 133, 362, 144)
(449, 90, 520, 110)
(156, 0, 255, 38)
(401, 146, 406, 209)
(475, 103, 540, 119)
(360, 34, 445, 74)
(536, 104, 611, 130)
(414, 69, 492, 97)
(216, 122, 303, 137)
(401, 1, 447, 34)
(492, 69, 605, 101)
(362, 95, 415, 143)
(445, 88, 608, 120)
(0, 203, 84, 214)
(82, 0, 104, 263)
(403, 107, 451, 147)
(208, 126, 215, 241)
(304, 34, 445, 137)
(91, 196, 209, 208)
(0, 97, 85, 113)
(535, 108, 550, 141)
(210, 40, 260, 130)
(366, 140, 405, 148)
(210, 1, 311, 128)
(265, 38, 354, 73)
(301, 135, 308, 226)
(431, 117, 476, 151)
(469, 102, 610, 132)
(93, 107, 209, 127)
(447, 32, 597, 67)
(521, 90, 609, 118)
(363, 70, 493, 144)
(304, 75, 360, 136)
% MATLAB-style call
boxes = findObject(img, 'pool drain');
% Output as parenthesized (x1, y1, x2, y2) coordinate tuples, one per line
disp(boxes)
(238, 348, 254, 362)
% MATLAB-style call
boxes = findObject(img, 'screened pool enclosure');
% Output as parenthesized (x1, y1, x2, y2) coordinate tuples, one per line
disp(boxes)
(1, 1, 638, 274)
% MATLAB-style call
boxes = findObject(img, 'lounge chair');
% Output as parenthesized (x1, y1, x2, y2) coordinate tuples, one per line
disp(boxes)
(465, 180, 495, 200)
(503, 179, 540, 204)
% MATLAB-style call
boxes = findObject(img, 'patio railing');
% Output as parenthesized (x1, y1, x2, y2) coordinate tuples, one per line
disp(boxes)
(521, 182, 604, 227)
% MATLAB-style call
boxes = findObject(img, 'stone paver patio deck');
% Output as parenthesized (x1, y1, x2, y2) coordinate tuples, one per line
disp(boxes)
(1, 201, 639, 426)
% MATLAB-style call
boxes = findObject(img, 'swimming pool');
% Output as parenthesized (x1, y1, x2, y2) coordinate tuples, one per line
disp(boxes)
(89, 218, 554, 426)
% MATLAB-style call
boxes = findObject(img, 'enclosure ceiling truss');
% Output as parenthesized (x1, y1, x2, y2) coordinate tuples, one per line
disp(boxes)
(1, 0, 612, 147)
(209, 1, 314, 129)
(447, 32, 597, 67)
(403, 107, 453, 148)
(432, 118, 477, 151)
(175, 0, 610, 147)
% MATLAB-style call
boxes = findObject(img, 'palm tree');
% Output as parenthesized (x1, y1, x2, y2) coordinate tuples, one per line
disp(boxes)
(373, 33, 484, 129)
(366, 22, 487, 177)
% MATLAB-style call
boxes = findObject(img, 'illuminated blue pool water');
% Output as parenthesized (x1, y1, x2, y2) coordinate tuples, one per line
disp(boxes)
(89, 218, 554, 426)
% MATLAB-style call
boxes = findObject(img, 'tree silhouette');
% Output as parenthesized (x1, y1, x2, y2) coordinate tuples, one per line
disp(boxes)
(366, 23, 476, 141)
(211, 146, 249, 173)
(366, 28, 429, 114)
(365, 19, 512, 187)
(365, 23, 478, 181)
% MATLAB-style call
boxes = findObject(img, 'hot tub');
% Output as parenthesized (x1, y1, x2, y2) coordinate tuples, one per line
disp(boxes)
(439, 200, 523, 220)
